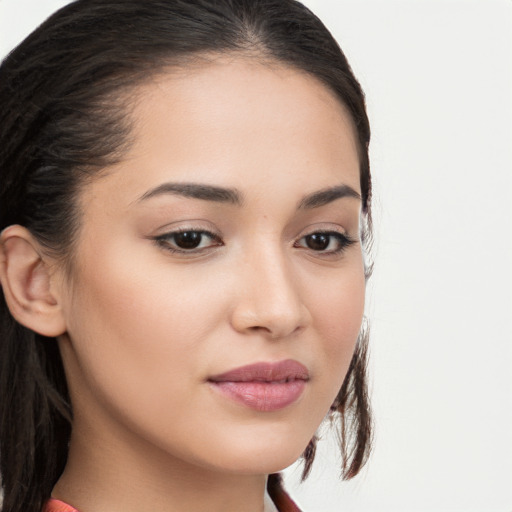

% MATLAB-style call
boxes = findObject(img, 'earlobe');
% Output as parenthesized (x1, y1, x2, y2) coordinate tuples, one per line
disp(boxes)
(0, 225, 66, 337)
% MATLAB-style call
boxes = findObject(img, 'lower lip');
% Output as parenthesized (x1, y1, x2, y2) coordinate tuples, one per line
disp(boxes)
(209, 380, 306, 412)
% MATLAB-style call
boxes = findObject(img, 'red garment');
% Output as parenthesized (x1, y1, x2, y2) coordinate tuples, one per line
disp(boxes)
(43, 474, 302, 512)
(43, 500, 76, 512)
(267, 473, 302, 512)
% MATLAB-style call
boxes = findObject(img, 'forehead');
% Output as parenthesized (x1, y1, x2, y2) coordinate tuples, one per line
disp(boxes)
(84, 57, 361, 208)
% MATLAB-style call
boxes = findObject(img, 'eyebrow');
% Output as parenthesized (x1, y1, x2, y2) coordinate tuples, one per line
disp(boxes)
(297, 184, 361, 209)
(138, 182, 243, 205)
(138, 181, 360, 209)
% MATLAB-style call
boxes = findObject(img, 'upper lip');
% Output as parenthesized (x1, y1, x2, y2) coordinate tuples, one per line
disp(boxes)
(208, 359, 309, 383)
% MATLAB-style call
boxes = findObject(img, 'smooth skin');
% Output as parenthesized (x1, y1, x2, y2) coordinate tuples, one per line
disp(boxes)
(0, 57, 365, 512)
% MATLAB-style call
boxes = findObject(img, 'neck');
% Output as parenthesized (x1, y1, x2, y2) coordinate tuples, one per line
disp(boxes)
(53, 415, 269, 512)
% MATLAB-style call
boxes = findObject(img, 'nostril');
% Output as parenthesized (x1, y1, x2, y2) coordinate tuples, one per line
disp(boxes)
(249, 325, 271, 332)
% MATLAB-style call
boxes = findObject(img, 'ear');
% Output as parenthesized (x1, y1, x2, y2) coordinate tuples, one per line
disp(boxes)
(0, 225, 66, 337)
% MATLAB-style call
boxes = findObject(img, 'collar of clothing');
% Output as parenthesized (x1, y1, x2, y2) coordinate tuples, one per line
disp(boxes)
(43, 474, 302, 512)
(264, 488, 280, 512)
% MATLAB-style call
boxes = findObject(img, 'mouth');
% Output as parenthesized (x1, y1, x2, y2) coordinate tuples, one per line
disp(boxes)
(208, 359, 309, 412)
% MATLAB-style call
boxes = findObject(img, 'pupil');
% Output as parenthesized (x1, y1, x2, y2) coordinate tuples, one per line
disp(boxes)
(174, 232, 202, 249)
(306, 233, 329, 250)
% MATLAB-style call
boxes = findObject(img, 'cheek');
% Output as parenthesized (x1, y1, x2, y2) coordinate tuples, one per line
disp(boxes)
(62, 243, 225, 418)
(69, 237, 223, 344)
(305, 260, 365, 382)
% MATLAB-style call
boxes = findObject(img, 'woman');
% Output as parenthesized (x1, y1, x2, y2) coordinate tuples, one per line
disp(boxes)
(0, 1, 373, 511)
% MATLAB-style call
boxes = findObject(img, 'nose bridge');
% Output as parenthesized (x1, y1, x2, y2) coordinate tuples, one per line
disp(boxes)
(251, 243, 297, 303)
(231, 237, 308, 338)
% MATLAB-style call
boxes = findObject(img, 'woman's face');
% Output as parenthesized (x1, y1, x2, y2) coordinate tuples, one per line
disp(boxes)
(57, 58, 365, 476)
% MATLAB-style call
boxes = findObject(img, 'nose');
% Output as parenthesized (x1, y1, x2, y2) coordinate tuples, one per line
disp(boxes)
(230, 248, 311, 339)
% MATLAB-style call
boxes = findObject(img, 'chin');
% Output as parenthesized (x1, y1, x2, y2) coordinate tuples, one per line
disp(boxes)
(196, 428, 312, 476)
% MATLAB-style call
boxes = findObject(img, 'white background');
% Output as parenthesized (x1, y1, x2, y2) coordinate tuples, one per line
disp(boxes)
(1, 1, 511, 511)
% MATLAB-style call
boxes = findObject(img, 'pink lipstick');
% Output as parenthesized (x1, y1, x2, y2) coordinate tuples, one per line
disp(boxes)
(208, 359, 309, 412)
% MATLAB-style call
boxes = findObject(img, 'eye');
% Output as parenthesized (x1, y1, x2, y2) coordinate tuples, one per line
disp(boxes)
(153, 229, 222, 254)
(294, 231, 355, 254)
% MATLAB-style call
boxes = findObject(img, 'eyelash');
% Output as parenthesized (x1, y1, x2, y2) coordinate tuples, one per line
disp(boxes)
(293, 231, 356, 255)
(153, 228, 223, 254)
(153, 229, 355, 256)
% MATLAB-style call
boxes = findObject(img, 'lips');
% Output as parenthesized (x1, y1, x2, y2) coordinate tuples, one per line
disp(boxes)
(208, 359, 309, 412)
